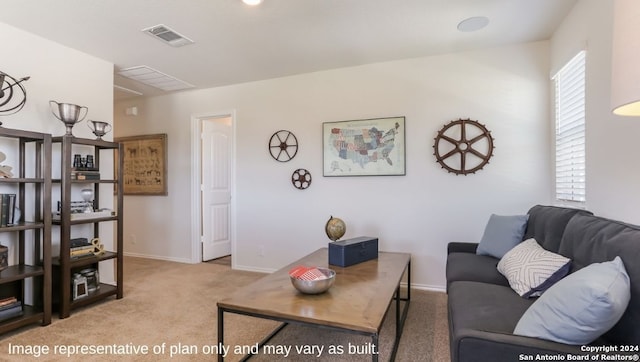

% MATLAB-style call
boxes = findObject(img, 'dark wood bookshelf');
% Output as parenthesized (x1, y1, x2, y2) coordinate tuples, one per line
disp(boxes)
(0, 126, 52, 334)
(53, 135, 123, 318)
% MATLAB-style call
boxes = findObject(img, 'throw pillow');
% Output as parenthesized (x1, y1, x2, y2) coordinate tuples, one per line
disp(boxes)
(476, 214, 529, 259)
(513, 256, 631, 345)
(497, 238, 571, 298)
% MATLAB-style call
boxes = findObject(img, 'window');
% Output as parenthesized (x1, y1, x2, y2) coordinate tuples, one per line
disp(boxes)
(553, 51, 586, 204)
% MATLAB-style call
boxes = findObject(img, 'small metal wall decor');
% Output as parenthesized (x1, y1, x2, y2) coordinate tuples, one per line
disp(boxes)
(0, 71, 30, 122)
(433, 118, 494, 175)
(269, 130, 298, 162)
(292, 168, 312, 189)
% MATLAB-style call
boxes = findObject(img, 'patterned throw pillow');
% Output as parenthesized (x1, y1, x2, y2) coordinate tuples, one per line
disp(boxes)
(497, 238, 571, 298)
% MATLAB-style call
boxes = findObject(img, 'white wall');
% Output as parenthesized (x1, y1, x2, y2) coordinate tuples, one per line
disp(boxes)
(551, 0, 640, 224)
(1, 22, 113, 137)
(0, 21, 115, 280)
(115, 41, 552, 290)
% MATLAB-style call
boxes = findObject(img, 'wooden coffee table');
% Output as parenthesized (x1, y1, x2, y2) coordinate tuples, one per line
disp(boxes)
(217, 248, 411, 361)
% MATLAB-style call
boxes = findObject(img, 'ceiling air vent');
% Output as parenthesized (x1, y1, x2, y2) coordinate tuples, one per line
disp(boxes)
(118, 66, 194, 91)
(142, 24, 194, 47)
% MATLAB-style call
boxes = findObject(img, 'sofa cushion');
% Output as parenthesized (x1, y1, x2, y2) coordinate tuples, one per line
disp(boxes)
(523, 205, 591, 253)
(497, 238, 571, 298)
(448, 281, 535, 335)
(513, 257, 631, 345)
(558, 214, 640, 344)
(446, 252, 509, 289)
(476, 214, 529, 259)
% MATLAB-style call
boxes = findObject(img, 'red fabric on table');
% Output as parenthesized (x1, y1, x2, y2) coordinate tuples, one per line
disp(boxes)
(289, 266, 327, 281)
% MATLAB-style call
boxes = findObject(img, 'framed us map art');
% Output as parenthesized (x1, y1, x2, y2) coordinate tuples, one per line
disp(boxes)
(115, 133, 168, 195)
(323, 116, 406, 176)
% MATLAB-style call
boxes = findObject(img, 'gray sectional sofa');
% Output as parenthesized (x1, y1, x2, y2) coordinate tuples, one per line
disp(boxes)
(446, 205, 640, 362)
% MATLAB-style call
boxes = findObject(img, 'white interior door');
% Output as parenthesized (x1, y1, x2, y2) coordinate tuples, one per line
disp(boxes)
(201, 117, 232, 261)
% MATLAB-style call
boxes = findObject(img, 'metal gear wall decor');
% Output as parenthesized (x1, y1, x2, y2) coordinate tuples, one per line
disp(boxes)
(292, 168, 312, 190)
(0, 71, 30, 122)
(433, 118, 494, 175)
(269, 130, 298, 162)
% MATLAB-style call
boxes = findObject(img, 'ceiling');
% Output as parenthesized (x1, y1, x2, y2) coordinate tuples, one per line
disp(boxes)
(0, 0, 577, 100)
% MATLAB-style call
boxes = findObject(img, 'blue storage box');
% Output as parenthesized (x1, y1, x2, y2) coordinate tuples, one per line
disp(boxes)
(328, 236, 378, 267)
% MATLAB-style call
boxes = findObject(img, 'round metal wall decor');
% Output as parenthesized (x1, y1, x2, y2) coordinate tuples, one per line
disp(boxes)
(433, 118, 494, 175)
(269, 130, 298, 162)
(292, 168, 312, 190)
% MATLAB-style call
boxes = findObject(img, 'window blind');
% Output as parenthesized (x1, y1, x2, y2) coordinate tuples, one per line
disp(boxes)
(554, 51, 586, 204)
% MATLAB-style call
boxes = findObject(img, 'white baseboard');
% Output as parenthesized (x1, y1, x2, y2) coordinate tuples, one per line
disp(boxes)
(124, 252, 193, 264)
(232, 264, 274, 274)
(406, 282, 446, 293)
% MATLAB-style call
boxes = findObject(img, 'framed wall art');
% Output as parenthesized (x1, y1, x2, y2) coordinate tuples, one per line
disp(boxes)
(323, 116, 406, 176)
(115, 133, 168, 195)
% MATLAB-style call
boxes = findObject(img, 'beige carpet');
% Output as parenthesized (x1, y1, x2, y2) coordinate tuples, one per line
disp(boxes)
(0, 257, 449, 361)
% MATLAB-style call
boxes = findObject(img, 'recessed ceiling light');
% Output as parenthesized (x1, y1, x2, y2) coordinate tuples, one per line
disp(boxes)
(242, 0, 263, 5)
(457, 16, 490, 32)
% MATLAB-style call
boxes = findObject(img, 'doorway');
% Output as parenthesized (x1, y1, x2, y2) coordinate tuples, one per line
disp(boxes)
(191, 112, 236, 263)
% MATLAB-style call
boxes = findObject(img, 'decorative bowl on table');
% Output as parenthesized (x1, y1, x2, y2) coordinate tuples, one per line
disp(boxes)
(289, 266, 336, 294)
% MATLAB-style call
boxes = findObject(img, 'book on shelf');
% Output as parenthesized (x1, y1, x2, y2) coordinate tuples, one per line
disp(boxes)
(0, 244, 7, 271)
(0, 193, 17, 226)
(72, 167, 99, 172)
(71, 170, 100, 180)
(0, 299, 21, 312)
(70, 248, 95, 258)
(0, 296, 22, 321)
(0, 296, 18, 307)
(69, 238, 96, 258)
(70, 237, 90, 248)
(58, 201, 93, 214)
(0, 304, 24, 321)
(71, 244, 94, 252)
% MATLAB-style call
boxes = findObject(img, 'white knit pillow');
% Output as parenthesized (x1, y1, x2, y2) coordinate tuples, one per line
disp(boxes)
(497, 238, 571, 298)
